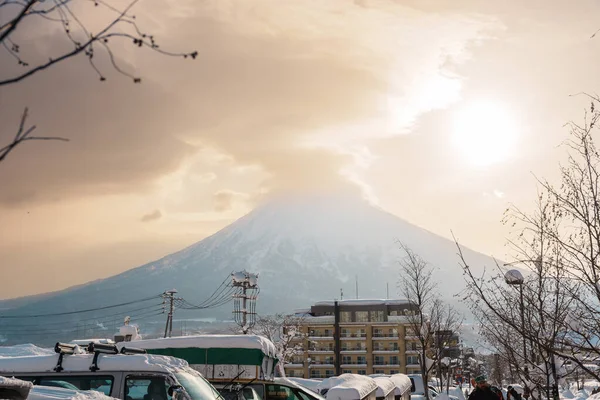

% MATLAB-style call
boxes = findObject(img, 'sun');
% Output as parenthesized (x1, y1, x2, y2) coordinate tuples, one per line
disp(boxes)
(451, 100, 519, 167)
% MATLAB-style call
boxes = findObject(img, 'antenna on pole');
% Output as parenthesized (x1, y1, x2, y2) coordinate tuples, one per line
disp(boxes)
(232, 271, 259, 334)
(340, 288, 344, 300)
(355, 275, 358, 299)
(387, 282, 389, 299)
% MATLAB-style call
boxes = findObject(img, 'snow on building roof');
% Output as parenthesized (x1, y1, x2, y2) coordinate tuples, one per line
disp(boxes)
(313, 299, 411, 307)
(27, 385, 118, 400)
(123, 334, 277, 357)
(321, 374, 378, 400)
(0, 344, 54, 358)
(0, 353, 190, 374)
(387, 374, 412, 396)
(373, 377, 395, 397)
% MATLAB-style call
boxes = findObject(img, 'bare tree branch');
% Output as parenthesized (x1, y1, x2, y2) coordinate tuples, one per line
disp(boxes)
(0, 108, 69, 162)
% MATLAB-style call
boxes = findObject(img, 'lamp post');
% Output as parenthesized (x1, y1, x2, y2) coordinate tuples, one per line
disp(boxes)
(504, 268, 530, 398)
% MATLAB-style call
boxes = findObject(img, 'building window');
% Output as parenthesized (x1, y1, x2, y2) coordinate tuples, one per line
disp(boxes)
(342, 356, 352, 364)
(324, 329, 331, 336)
(392, 342, 399, 351)
(310, 370, 322, 378)
(326, 370, 335, 377)
(371, 310, 384, 322)
(373, 328, 383, 337)
(341, 312, 352, 323)
(407, 355, 419, 365)
(343, 370, 352, 374)
(389, 328, 398, 337)
(374, 356, 384, 365)
(357, 356, 366, 365)
(341, 328, 349, 338)
(390, 356, 399, 365)
(390, 370, 399, 375)
(374, 369, 385, 374)
(357, 370, 367, 375)
(358, 328, 366, 337)
(390, 310, 398, 316)
(410, 342, 418, 351)
(356, 311, 368, 322)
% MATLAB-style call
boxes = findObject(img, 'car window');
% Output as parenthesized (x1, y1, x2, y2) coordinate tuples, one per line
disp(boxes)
(36, 376, 114, 396)
(265, 385, 303, 400)
(125, 376, 172, 400)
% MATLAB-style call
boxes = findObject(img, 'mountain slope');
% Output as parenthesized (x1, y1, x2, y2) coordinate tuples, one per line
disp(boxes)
(0, 193, 498, 343)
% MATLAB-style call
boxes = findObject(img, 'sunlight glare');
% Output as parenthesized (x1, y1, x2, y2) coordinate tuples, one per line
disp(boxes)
(451, 101, 519, 167)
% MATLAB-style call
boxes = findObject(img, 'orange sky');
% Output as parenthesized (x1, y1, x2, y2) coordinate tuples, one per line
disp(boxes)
(1, 0, 600, 299)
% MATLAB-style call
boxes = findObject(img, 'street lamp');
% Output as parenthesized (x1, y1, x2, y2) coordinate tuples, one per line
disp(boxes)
(504, 268, 530, 397)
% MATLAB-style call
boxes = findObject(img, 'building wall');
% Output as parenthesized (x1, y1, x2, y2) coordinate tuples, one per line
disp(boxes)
(284, 300, 427, 378)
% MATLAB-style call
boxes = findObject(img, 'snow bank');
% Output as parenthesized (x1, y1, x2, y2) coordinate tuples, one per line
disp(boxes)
(0, 353, 190, 374)
(322, 374, 377, 400)
(373, 377, 395, 397)
(125, 334, 276, 357)
(27, 385, 118, 400)
(447, 386, 465, 400)
(0, 344, 53, 357)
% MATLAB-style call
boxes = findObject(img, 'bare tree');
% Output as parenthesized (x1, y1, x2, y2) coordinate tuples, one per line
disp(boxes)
(250, 313, 308, 376)
(398, 242, 463, 400)
(0, 0, 197, 162)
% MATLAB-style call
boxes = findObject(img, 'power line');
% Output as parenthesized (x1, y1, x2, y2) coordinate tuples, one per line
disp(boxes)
(0, 294, 161, 319)
(0, 302, 164, 329)
(0, 308, 164, 336)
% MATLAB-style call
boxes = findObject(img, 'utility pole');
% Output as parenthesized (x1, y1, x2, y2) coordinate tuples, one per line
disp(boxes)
(232, 271, 259, 334)
(340, 288, 344, 300)
(162, 289, 180, 338)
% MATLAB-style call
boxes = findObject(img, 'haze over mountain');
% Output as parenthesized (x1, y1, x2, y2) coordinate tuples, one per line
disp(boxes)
(0, 193, 497, 344)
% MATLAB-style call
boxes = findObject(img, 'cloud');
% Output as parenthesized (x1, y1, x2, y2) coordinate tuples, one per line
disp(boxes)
(0, 0, 498, 208)
(140, 209, 162, 222)
(213, 190, 250, 212)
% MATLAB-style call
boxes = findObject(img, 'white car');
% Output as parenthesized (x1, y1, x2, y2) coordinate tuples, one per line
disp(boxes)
(1, 376, 117, 400)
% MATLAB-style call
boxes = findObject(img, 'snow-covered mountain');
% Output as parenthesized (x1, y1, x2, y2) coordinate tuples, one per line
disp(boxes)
(0, 193, 498, 343)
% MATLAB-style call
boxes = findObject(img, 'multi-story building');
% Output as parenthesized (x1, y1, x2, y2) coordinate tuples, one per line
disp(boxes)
(284, 299, 423, 379)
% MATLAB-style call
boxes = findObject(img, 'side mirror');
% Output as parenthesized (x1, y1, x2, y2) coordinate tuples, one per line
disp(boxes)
(168, 384, 185, 398)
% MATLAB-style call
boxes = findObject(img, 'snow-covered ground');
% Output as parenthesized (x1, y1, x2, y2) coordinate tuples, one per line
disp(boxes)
(0, 343, 53, 357)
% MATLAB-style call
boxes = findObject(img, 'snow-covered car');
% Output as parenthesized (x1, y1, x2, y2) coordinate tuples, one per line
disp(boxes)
(0, 342, 222, 400)
(1, 376, 117, 399)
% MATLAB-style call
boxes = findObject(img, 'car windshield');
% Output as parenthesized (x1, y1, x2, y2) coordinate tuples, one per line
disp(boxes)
(175, 372, 221, 400)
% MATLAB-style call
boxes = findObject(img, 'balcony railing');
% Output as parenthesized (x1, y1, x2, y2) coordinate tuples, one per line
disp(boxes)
(340, 361, 367, 365)
(372, 347, 399, 352)
(308, 348, 334, 352)
(341, 333, 367, 338)
(373, 333, 399, 338)
(341, 348, 367, 352)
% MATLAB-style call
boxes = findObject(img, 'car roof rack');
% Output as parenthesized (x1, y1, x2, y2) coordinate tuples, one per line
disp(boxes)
(87, 342, 118, 372)
(54, 342, 79, 372)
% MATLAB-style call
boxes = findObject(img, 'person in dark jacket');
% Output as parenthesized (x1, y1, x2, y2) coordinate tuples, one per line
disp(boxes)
(468, 375, 500, 400)
(506, 386, 522, 400)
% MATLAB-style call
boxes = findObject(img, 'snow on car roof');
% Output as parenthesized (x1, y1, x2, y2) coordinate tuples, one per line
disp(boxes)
(387, 374, 412, 396)
(0, 353, 190, 374)
(0, 375, 33, 398)
(124, 334, 277, 357)
(373, 377, 395, 397)
(321, 374, 377, 400)
(28, 385, 118, 400)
